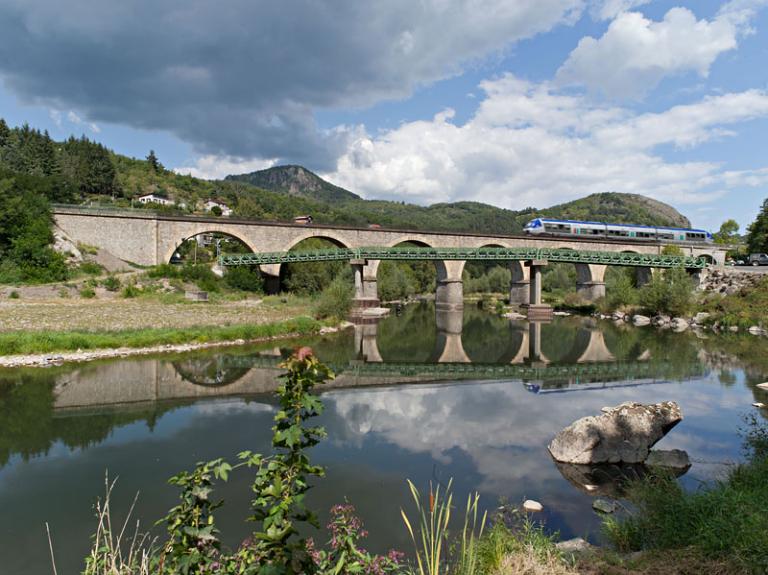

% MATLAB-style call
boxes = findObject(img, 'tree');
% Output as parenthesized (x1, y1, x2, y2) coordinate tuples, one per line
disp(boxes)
(146, 149, 163, 174)
(746, 198, 768, 254)
(0, 118, 10, 149)
(60, 136, 118, 197)
(714, 219, 740, 244)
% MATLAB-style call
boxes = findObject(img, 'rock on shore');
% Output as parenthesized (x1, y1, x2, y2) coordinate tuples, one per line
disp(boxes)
(548, 401, 683, 464)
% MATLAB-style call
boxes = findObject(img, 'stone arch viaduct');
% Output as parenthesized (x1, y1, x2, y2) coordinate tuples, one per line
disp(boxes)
(54, 207, 727, 310)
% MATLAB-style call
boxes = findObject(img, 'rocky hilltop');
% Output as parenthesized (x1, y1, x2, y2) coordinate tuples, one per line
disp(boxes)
(225, 165, 360, 203)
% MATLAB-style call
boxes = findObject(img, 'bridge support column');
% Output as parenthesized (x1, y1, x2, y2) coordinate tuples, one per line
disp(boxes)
(435, 260, 465, 311)
(354, 322, 382, 362)
(260, 263, 281, 294)
(509, 261, 530, 305)
(434, 309, 469, 363)
(362, 260, 380, 300)
(528, 321, 544, 364)
(576, 264, 606, 302)
(350, 260, 381, 318)
(525, 260, 553, 320)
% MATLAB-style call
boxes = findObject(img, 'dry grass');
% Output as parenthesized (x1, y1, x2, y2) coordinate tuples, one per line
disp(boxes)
(492, 546, 580, 575)
(0, 295, 311, 332)
(574, 548, 747, 575)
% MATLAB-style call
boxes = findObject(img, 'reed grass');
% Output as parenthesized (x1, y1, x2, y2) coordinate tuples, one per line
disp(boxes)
(401, 479, 454, 575)
(457, 491, 487, 575)
(81, 475, 156, 575)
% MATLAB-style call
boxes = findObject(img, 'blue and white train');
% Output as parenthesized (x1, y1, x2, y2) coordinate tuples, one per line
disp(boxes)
(523, 218, 713, 244)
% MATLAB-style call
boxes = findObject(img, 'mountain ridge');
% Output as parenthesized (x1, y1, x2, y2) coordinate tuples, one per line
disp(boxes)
(225, 164, 691, 230)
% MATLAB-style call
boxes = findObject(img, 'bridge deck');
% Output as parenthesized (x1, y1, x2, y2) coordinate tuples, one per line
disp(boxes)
(220, 246, 709, 268)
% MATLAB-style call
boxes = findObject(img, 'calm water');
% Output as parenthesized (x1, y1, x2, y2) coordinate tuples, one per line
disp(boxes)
(1, 303, 766, 574)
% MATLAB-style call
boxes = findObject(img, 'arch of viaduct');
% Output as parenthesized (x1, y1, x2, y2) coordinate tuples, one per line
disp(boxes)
(53, 207, 727, 309)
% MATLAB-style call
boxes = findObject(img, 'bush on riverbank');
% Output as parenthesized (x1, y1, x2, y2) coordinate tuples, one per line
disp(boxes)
(314, 273, 354, 320)
(602, 416, 768, 574)
(700, 275, 768, 328)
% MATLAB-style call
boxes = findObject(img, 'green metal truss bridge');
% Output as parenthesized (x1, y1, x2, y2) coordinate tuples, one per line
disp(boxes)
(220, 246, 709, 268)
(221, 355, 705, 383)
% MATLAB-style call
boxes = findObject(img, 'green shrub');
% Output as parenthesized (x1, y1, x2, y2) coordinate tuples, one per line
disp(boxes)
(79, 287, 96, 299)
(604, 268, 637, 311)
(121, 284, 141, 298)
(79, 261, 103, 276)
(314, 274, 354, 320)
(9, 290, 19, 299)
(224, 265, 263, 292)
(638, 267, 694, 316)
(101, 275, 121, 292)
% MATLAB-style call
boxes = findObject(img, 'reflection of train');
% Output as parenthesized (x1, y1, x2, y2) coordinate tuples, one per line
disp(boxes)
(523, 218, 713, 243)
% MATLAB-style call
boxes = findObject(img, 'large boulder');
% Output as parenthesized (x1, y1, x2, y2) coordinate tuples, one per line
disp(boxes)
(548, 401, 683, 464)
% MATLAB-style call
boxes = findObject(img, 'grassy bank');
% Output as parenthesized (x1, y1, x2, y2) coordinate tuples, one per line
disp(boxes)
(0, 315, 322, 355)
(600, 417, 768, 574)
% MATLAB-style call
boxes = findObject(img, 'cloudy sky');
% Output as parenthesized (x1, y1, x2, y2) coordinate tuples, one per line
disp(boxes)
(1, 0, 767, 229)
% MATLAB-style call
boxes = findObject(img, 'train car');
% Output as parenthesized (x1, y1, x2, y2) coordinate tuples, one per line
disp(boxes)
(523, 218, 713, 243)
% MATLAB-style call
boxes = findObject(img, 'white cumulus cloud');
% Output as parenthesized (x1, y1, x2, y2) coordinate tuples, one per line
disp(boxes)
(174, 155, 277, 181)
(557, 2, 766, 97)
(323, 76, 768, 213)
(589, 0, 651, 21)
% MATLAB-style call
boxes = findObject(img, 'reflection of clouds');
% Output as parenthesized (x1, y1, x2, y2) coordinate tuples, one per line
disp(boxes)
(323, 377, 752, 501)
(192, 399, 274, 416)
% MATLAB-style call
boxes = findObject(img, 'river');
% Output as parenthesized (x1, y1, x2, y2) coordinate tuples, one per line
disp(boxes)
(0, 303, 766, 574)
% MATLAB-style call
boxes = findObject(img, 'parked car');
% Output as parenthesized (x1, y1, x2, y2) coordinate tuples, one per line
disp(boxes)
(748, 253, 768, 266)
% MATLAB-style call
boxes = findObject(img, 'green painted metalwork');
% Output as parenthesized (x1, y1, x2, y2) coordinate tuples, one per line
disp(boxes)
(223, 355, 704, 382)
(220, 246, 708, 268)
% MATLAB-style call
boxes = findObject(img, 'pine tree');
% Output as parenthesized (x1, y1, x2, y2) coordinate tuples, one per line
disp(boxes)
(746, 198, 768, 254)
(0, 118, 9, 147)
(146, 149, 163, 173)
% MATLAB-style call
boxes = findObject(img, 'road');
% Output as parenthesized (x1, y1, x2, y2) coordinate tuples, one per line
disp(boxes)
(727, 265, 768, 273)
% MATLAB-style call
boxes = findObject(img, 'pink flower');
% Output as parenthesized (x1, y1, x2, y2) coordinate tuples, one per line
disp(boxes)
(296, 346, 314, 360)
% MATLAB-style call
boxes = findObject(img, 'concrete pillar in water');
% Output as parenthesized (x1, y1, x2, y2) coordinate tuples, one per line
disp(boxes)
(261, 263, 281, 294)
(524, 260, 553, 320)
(528, 321, 543, 363)
(354, 321, 382, 362)
(435, 260, 466, 311)
(362, 259, 380, 300)
(351, 260, 365, 299)
(576, 264, 607, 302)
(529, 263, 543, 305)
(434, 309, 470, 363)
(509, 261, 530, 305)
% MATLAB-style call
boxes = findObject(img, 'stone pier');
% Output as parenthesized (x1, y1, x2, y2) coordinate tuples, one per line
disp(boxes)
(509, 261, 530, 305)
(525, 260, 553, 320)
(435, 260, 466, 311)
(434, 309, 470, 363)
(576, 264, 606, 302)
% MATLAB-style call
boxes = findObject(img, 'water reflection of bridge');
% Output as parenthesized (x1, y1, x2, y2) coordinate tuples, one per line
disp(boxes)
(360, 312, 622, 365)
(52, 318, 706, 414)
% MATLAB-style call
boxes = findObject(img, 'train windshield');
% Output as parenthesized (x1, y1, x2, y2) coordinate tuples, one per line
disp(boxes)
(524, 219, 542, 229)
